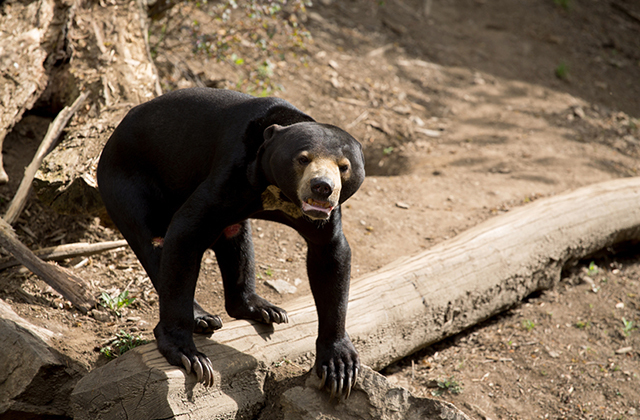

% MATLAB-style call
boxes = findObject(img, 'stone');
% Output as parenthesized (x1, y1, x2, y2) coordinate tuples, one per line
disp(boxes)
(266, 279, 298, 295)
(278, 365, 470, 420)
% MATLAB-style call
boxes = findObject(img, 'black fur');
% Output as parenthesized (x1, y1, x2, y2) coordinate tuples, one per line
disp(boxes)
(97, 87, 364, 396)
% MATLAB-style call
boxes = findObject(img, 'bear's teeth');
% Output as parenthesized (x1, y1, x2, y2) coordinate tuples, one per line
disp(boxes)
(307, 198, 331, 209)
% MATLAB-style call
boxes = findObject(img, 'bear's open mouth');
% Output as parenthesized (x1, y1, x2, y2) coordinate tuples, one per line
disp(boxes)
(301, 198, 334, 217)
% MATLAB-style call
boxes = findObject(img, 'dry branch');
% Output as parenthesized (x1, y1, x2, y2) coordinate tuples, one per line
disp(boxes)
(4, 92, 89, 225)
(0, 217, 95, 313)
(0, 239, 127, 271)
(71, 177, 640, 419)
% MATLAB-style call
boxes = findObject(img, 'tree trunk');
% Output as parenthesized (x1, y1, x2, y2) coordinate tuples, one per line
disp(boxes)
(30, 0, 161, 215)
(0, 0, 56, 184)
(70, 177, 640, 420)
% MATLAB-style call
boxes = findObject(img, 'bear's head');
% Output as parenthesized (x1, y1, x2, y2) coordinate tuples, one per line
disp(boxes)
(260, 122, 365, 221)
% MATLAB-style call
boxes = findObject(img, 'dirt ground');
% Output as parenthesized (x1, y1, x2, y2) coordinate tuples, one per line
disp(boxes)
(1, 0, 640, 418)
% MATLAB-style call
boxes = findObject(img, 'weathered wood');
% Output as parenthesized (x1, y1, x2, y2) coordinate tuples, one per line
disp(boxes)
(33, 0, 161, 215)
(0, 0, 56, 184)
(0, 239, 128, 271)
(4, 91, 89, 224)
(0, 298, 84, 419)
(0, 217, 95, 313)
(70, 177, 640, 419)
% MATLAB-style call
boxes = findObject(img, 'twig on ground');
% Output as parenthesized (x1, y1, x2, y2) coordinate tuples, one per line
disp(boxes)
(0, 239, 128, 271)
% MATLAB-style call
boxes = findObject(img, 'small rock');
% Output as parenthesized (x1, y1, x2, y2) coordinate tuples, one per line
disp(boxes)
(265, 279, 298, 295)
(473, 75, 486, 85)
(615, 302, 624, 309)
(395, 202, 410, 209)
(415, 127, 441, 138)
(615, 346, 632, 354)
(279, 366, 470, 420)
(580, 275, 595, 287)
(545, 346, 560, 358)
(91, 309, 111, 323)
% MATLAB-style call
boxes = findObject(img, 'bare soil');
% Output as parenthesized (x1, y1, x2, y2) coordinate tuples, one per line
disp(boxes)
(1, 0, 640, 418)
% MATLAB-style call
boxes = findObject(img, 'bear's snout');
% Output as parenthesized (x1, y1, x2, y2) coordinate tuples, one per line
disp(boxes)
(311, 176, 334, 198)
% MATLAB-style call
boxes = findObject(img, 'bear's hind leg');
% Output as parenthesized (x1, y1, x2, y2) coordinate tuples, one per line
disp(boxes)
(193, 299, 223, 334)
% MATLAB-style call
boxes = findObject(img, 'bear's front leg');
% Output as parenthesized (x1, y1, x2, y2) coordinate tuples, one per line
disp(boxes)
(214, 220, 289, 324)
(306, 228, 360, 399)
(153, 207, 217, 387)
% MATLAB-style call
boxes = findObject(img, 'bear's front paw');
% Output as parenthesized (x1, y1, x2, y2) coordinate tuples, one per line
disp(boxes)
(154, 323, 215, 387)
(315, 334, 360, 399)
(227, 293, 289, 324)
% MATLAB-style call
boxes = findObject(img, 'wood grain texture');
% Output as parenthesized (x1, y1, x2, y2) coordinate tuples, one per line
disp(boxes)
(71, 178, 640, 419)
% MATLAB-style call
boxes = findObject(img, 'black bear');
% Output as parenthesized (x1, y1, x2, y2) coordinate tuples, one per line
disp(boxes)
(97, 88, 365, 398)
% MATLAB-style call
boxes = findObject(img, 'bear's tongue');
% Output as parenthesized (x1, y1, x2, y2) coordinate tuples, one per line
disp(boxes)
(302, 199, 333, 215)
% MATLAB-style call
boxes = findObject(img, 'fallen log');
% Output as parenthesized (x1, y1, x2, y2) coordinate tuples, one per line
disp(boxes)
(0, 217, 95, 313)
(71, 177, 640, 419)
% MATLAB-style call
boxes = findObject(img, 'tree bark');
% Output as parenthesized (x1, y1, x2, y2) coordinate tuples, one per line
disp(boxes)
(31, 0, 161, 215)
(0, 0, 56, 184)
(70, 177, 640, 420)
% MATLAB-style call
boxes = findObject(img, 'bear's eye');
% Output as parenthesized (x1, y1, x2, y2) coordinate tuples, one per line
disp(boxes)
(339, 164, 350, 173)
(298, 155, 310, 165)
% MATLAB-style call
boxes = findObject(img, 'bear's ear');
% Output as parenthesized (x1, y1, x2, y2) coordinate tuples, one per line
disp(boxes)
(263, 124, 283, 142)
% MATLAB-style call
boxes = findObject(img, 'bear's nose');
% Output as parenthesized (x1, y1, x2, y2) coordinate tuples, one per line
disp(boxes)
(310, 177, 334, 198)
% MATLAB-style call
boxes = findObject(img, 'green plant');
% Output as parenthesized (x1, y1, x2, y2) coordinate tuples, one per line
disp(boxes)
(264, 267, 273, 277)
(100, 290, 135, 316)
(553, 0, 570, 10)
(575, 320, 590, 329)
(622, 317, 636, 336)
(587, 261, 599, 276)
(522, 319, 535, 332)
(383, 146, 394, 155)
(555, 62, 569, 80)
(431, 376, 463, 396)
(100, 330, 149, 360)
